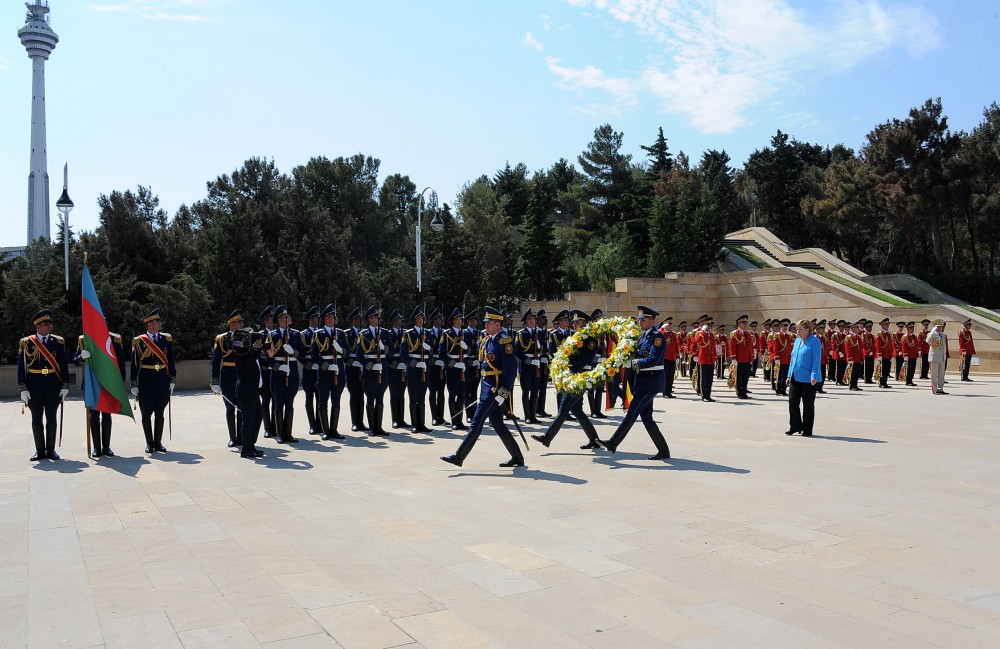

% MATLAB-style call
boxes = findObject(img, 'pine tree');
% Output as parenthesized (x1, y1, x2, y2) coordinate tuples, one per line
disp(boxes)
(514, 174, 563, 299)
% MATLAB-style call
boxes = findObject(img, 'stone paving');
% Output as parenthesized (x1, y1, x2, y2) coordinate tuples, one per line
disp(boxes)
(1, 373, 999, 648)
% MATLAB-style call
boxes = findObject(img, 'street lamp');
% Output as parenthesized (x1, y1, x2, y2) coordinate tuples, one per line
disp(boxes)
(415, 186, 444, 306)
(55, 161, 73, 291)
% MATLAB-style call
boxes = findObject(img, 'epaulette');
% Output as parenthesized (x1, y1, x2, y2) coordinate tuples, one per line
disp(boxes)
(215, 333, 227, 342)
(111, 333, 122, 343)
(162, 333, 173, 341)
(498, 335, 514, 345)
(51, 334, 65, 344)
(19, 336, 29, 350)
(78, 334, 85, 343)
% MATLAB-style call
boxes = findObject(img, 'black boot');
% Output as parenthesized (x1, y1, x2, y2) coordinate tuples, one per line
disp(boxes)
(283, 409, 299, 443)
(374, 403, 389, 436)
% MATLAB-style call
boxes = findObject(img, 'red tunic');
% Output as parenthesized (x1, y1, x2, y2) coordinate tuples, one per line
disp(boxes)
(660, 328, 680, 361)
(843, 333, 864, 363)
(958, 328, 976, 355)
(775, 331, 793, 364)
(873, 329, 894, 359)
(728, 328, 755, 363)
(694, 329, 716, 364)
(901, 332, 919, 359)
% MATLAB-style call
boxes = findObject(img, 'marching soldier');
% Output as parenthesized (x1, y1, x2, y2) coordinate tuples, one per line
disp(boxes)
(515, 309, 543, 424)
(266, 305, 304, 444)
(18, 309, 69, 461)
(400, 306, 433, 433)
(131, 308, 176, 453)
(901, 322, 919, 386)
(729, 315, 754, 399)
(74, 327, 126, 459)
(601, 305, 671, 460)
(356, 305, 390, 436)
(427, 308, 447, 425)
(210, 309, 245, 448)
(863, 319, 876, 384)
(874, 317, 894, 388)
(312, 303, 347, 441)
(660, 316, 679, 398)
(958, 318, 976, 381)
(387, 309, 410, 429)
(693, 315, 716, 401)
(440, 308, 471, 430)
(344, 307, 368, 431)
(918, 319, 931, 380)
(257, 306, 275, 438)
(587, 308, 607, 418)
(534, 310, 552, 417)
(300, 306, 321, 435)
(441, 306, 526, 468)
(464, 310, 481, 422)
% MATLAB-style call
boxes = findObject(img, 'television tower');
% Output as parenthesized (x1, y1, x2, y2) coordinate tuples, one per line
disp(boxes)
(18, 1, 59, 243)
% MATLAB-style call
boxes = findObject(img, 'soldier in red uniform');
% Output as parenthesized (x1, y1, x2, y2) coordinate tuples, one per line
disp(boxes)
(873, 317, 894, 388)
(814, 320, 828, 393)
(659, 316, 679, 398)
(831, 320, 847, 385)
(958, 318, 976, 381)
(843, 320, 865, 391)
(693, 316, 717, 402)
(826, 319, 838, 383)
(677, 320, 688, 378)
(759, 318, 772, 382)
(748, 320, 760, 377)
(862, 319, 876, 384)
(728, 315, 755, 399)
(892, 321, 906, 381)
(774, 318, 793, 396)
(768, 319, 781, 391)
(715, 324, 728, 379)
(917, 318, 931, 380)
(900, 322, 919, 385)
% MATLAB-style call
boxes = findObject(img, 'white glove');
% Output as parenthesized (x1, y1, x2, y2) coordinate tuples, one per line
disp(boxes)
(540, 357, 549, 364)
(472, 360, 480, 367)
(352, 361, 362, 368)
(460, 341, 469, 351)
(372, 363, 383, 372)
(494, 387, 511, 405)
(379, 341, 386, 352)
(282, 343, 295, 355)
(454, 362, 466, 371)
(434, 360, 445, 367)
(131, 386, 139, 397)
(422, 342, 432, 351)
(278, 364, 290, 374)
(494, 394, 506, 405)
(329, 365, 339, 374)
(632, 359, 641, 371)
(169, 383, 175, 395)
(530, 359, 541, 367)
(702, 324, 709, 332)
(21, 390, 30, 404)
(211, 384, 222, 395)
(80, 350, 91, 360)
(415, 362, 427, 370)
(597, 356, 607, 363)
(333, 341, 344, 353)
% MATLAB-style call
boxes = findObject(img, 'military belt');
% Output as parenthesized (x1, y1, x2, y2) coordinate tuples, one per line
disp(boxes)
(140, 364, 168, 371)
(639, 366, 664, 372)
(319, 355, 334, 360)
(481, 369, 502, 377)
(222, 362, 235, 367)
(28, 368, 56, 375)
(363, 354, 379, 359)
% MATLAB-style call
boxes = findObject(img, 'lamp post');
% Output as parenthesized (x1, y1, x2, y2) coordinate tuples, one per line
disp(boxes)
(415, 186, 444, 307)
(55, 161, 73, 291)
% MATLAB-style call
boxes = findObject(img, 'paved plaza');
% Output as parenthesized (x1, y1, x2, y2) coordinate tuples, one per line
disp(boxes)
(2, 374, 999, 649)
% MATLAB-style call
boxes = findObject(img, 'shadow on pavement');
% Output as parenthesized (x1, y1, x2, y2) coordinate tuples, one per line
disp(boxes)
(32, 458, 89, 474)
(253, 447, 313, 470)
(151, 451, 204, 465)
(812, 435, 887, 443)
(446, 467, 587, 485)
(102, 456, 151, 477)
(594, 453, 751, 473)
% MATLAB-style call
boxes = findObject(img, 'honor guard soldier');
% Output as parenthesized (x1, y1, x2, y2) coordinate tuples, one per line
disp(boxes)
(356, 305, 390, 436)
(386, 309, 410, 429)
(587, 308, 608, 418)
(439, 308, 471, 430)
(230, 324, 266, 458)
(901, 322, 919, 385)
(441, 306, 526, 468)
(863, 319, 876, 384)
(534, 310, 552, 417)
(300, 306, 321, 435)
(693, 315, 716, 401)
(548, 309, 571, 402)
(659, 316, 679, 398)
(532, 310, 602, 450)
(344, 307, 368, 431)
(729, 315, 754, 399)
(515, 309, 543, 424)
(267, 305, 304, 444)
(312, 304, 348, 440)
(131, 308, 176, 453)
(18, 309, 69, 461)
(958, 318, 976, 381)
(600, 306, 672, 460)
(400, 306, 433, 433)
(463, 310, 481, 422)
(75, 327, 126, 458)
(874, 317, 894, 388)
(427, 308, 447, 425)
(257, 306, 276, 437)
(918, 319, 931, 380)
(211, 309, 245, 448)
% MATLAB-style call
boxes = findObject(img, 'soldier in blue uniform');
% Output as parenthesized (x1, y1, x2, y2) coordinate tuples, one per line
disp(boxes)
(587, 308, 608, 418)
(231, 324, 266, 459)
(534, 310, 551, 417)
(300, 306, 321, 435)
(532, 310, 602, 450)
(257, 306, 276, 438)
(440, 308, 471, 430)
(311, 303, 348, 441)
(344, 307, 368, 432)
(75, 328, 126, 459)
(386, 309, 409, 429)
(266, 305, 304, 444)
(356, 305, 390, 436)
(427, 308, 446, 425)
(210, 309, 245, 448)
(18, 309, 69, 461)
(463, 310, 481, 422)
(515, 309, 543, 424)
(130, 308, 176, 454)
(400, 306, 433, 433)
(441, 306, 526, 468)
(600, 305, 672, 460)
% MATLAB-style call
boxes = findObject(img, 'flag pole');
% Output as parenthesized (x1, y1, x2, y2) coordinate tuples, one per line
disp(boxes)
(86, 408, 92, 458)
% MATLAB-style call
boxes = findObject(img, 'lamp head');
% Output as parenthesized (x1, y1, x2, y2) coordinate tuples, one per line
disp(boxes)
(429, 211, 444, 233)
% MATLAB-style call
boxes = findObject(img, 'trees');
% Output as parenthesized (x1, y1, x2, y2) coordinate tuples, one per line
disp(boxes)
(514, 173, 563, 300)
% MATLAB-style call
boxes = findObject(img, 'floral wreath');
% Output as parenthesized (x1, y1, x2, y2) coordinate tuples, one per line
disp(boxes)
(550, 316, 641, 397)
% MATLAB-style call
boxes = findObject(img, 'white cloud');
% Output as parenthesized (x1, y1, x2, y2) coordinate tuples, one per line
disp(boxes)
(0, 56, 14, 72)
(87, 0, 215, 22)
(552, 0, 941, 133)
(524, 32, 544, 51)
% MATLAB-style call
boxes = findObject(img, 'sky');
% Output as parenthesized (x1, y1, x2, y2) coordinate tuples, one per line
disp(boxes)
(1, 0, 998, 245)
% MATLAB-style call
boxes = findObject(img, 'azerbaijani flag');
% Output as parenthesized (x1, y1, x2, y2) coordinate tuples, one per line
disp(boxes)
(81, 263, 133, 418)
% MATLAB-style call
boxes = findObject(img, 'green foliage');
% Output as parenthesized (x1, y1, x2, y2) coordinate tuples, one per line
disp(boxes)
(514, 174, 564, 300)
(809, 270, 910, 306)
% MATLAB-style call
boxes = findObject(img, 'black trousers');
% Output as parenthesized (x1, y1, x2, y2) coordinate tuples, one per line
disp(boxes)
(894, 356, 904, 380)
(236, 392, 262, 455)
(836, 359, 847, 385)
(788, 380, 816, 435)
(750, 356, 759, 377)
(905, 358, 917, 384)
(663, 360, 676, 396)
(699, 363, 714, 399)
(27, 383, 60, 453)
(864, 357, 875, 383)
(827, 360, 837, 382)
(879, 358, 891, 387)
(776, 364, 789, 395)
(849, 361, 861, 390)
(604, 392, 670, 455)
(541, 395, 598, 445)
(962, 354, 972, 380)
(737, 361, 751, 397)
(88, 408, 112, 451)
(920, 353, 929, 379)
(453, 395, 523, 463)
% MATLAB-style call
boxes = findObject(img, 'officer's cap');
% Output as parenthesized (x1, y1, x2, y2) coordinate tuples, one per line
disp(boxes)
(749, 320, 757, 326)
(905, 321, 915, 328)
(410, 306, 424, 321)
(322, 303, 337, 318)
(932, 319, 945, 327)
(554, 309, 569, 321)
(305, 305, 320, 320)
(637, 305, 659, 319)
(879, 317, 890, 325)
(591, 308, 604, 320)
(429, 308, 442, 320)
(920, 318, 931, 325)
(465, 309, 479, 320)
(962, 318, 972, 325)
(817, 319, 827, 326)
(779, 318, 791, 325)
(226, 309, 244, 325)
(365, 305, 381, 320)
(679, 320, 688, 326)
(258, 306, 274, 323)
(571, 310, 588, 323)
(660, 316, 673, 326)
(483, 306, 504, 322)
(736, 314, 748, 324)
(448, 307, 463, 322)
(274, 305, 289, 320)
(853, 319, 865, 327)
(895, 321, 905, 327)
(521, 309, 534, 323)
(762, 318, 772, 326)
(389, 309, 402, 322)
(535, 309, 547, 320)
(836, 319, 847, 327)
(32, 309, 53, 325)
(866, 319, 874, 326)
(142, 308, 162, 324)
(716, 324, 725, 331)
(348, 307, 362, 320)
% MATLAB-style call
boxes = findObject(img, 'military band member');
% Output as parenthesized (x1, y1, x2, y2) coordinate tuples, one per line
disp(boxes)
(863, 319, 876, 384)
(814, 320, 828, 393)
(532, 310, 602, 450)
(831, 320, 847, 385)
(843, 320, 864, 390)
(300, 306, 321, 435)
(441, 306, 525, 468)
(401, 306, 433, 433)
(729, 315, 754, 399)
(660, 316, 679, 398)
(515, 309, 543, 424)
(748, 320, 760, 377)
(233, 324, 266, 458)
(386, 309, 410, 429)
(464, 310, 481, 422)
(874, 317, 894, 388)
(75, 328, 126, 458)
(693, 316, 716, 401)
(958, 318, 976, 381)
(826, 320, 839, 383)
(211, 309, 245, 448)
(131, 308, 176, 453)
(677, 320, 689, 378)
(257, 306, 276, 438)
(267, 305, 304, 444)
(428, 308, 447, 425)
(312, 304, 347, 441)
(534, 310, 552, 417)
(357, 305, 390, 436)
(440, 308, 471, 430)
(344, 307, 368, 431)
(18, 309, 69, 461)
(918, 319, 931, 380)
(601, 306, 671, 460)
(760, 318, 772, 383)
(892, 321, 905, 381)
(774, 319, 792, 396)
(901, 322, 919, 386)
